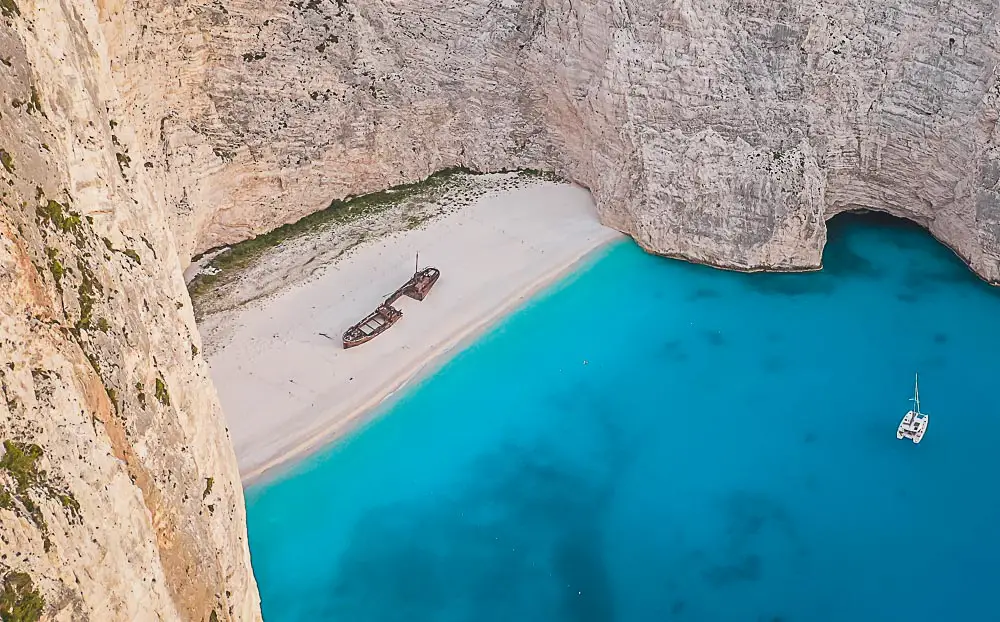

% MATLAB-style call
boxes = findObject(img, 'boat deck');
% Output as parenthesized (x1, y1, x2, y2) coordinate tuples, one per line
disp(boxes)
(356, 314, 391, 336)
(897, 410, 928, 443)
(342, 261, 440, 348)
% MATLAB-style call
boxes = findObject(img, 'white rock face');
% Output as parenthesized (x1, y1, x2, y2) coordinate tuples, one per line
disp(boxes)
(0, 1, 260, 620)
(140, 0, 999, 282)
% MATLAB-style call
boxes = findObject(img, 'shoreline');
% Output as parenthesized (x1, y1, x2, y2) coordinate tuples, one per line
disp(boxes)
(199, 180, 623, 486)
(242, 237, 618, 486)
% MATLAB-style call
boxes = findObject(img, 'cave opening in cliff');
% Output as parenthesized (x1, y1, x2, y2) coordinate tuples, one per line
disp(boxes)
(822, 208, 991, 292)
(826, 208, 926, 238)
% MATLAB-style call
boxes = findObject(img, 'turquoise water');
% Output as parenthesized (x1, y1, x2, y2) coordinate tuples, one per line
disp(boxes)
(245, 213, 1000, 621)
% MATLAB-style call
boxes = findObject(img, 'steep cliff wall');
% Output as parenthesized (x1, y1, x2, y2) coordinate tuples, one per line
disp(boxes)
(155, 0, 1000, 282)
(0, 1, 260, 620)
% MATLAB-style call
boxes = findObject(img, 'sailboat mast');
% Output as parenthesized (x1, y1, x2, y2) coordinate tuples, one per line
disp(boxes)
(914, 372, 920, 414)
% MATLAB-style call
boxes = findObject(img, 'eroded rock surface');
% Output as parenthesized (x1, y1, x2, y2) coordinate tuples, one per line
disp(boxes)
(138, 0, 999, 281)
(0, 1, 260, 620)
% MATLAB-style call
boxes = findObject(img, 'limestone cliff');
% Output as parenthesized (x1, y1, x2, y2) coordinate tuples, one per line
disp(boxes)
(0, 1, 260, 620)
(147, 0, 998, 282)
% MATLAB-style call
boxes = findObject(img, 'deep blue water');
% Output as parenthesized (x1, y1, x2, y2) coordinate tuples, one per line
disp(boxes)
(245, 213, 1000, 622)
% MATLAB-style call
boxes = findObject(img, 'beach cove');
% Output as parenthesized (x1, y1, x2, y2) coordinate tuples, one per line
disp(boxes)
(195, 174, 1000, 620)
(199, 177, 621, 481)
(235, 209, 1000, 621)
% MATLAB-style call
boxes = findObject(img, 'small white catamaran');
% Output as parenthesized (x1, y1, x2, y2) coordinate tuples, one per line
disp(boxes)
(896, 373, 929, 443)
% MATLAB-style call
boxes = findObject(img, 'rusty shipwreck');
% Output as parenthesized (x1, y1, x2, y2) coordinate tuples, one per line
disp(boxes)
(342, 254, 440, 349)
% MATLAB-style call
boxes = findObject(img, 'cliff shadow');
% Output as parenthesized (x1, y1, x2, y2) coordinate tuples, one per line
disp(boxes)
(825, 209, 998, 301)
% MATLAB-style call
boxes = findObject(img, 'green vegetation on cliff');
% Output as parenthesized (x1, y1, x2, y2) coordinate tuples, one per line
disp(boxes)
(75, 259, 100, 331)
(35, 200, 81, 235)
(0, 441, 43, 492)
(191, 167, 475, 285)
(1, 440, 82, 552)
(0, 150, 14, 174)
(154, 375, 170, 406)
(186, 167, 564, 317)
(0, 571, 44, 622)
(45, 248, 63, 292)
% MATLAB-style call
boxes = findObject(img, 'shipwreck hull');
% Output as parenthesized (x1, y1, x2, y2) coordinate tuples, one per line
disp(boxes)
(403, 268, 441, 302)
(342, 262, 440, 349)
(342, 305, 403, 348)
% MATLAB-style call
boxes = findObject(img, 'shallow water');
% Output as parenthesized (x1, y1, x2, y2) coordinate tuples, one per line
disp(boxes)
(245, 213, 1000, 621)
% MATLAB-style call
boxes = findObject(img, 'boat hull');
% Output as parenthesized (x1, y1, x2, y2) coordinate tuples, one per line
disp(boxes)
(342, 305, 403, 348)
(341, 264, 440, 349)
(403, 268, 440, 301)
(896, 410, 928, 443)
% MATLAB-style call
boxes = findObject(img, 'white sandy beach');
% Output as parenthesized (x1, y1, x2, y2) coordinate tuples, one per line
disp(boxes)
(202, 181, 621, 482)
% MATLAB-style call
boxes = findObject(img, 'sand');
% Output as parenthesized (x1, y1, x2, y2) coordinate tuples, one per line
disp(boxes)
(201, 181, 622, 483)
